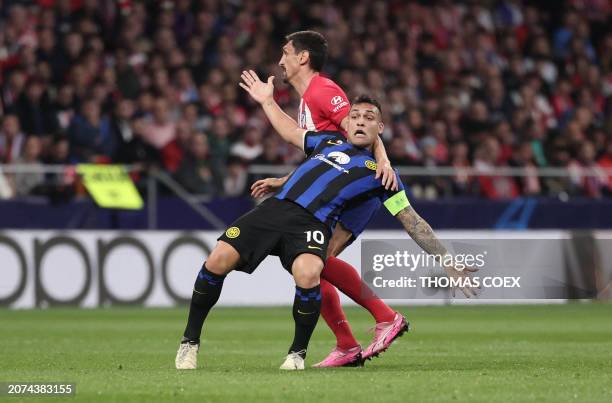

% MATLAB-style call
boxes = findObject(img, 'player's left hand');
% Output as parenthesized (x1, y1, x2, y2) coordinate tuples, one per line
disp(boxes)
(250, 177, 285, 198)
(443, 266, 480, 298)
(376, 160, 398, 191)
(239, 70, 275, 104)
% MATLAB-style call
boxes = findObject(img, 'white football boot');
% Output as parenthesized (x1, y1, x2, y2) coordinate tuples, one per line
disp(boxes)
(175, 342, 199, 369)
(279, 351, 305, 370)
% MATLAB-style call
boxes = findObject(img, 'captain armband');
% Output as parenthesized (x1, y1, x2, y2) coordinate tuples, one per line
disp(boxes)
(383, 190, 410, 216)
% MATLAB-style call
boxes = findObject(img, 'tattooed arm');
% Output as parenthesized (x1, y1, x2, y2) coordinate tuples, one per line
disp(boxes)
(395, 206, 479, 298)
(396, 206, 448, 257)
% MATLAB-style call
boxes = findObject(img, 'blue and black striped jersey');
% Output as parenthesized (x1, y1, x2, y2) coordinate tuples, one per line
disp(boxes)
(275, 131, 407, 229)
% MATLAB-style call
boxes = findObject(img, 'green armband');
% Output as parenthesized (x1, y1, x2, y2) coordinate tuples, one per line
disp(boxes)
(384, 190, 410, 216)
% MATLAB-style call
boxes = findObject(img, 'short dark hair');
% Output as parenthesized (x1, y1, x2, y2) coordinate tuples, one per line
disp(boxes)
(352, 94, 383, 116)
(285, 30, 328, 72)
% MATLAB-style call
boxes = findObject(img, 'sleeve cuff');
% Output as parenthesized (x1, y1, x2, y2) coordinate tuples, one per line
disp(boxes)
(301, 129, 310, 152)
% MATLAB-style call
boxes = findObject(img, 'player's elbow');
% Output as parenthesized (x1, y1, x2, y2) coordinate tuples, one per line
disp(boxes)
(288, 132, 304, 149)
(277, 130, 298, 147)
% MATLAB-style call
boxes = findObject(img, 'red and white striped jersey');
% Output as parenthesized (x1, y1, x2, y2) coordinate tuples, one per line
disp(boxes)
(297, 75, 350, 134)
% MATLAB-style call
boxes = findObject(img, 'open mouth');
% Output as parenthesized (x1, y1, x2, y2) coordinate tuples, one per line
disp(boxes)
(353, 130, 367, 138)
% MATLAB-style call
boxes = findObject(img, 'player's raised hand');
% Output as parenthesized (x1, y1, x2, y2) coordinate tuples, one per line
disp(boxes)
(444, 265, 480, 298)
(239, 70, 275, 104)
(376, 160, 399, 191)
(250, 177, 286, 198)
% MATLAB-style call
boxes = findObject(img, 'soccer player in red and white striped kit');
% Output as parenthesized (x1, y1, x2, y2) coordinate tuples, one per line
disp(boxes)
(251, 31, 408, 367)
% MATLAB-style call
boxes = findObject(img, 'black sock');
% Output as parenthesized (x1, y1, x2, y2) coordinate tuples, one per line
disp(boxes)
(289, 285, 321, 358)
(182, 262, 226, 344)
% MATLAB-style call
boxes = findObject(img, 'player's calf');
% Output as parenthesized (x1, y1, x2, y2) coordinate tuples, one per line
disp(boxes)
(176, 262, 227, 369)
(284, 253, 324, 366)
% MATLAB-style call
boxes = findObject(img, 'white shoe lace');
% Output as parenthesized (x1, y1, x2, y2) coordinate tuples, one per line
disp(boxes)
(178, 343, 197, 361)
(280, 350, 305, 369)
(288, 350, 306, 360)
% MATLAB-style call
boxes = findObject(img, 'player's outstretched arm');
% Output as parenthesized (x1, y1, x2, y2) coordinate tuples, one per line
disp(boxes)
(395, 206, 479, 298)
(239, 70, 305, 150)
(395, 206, 446, 256)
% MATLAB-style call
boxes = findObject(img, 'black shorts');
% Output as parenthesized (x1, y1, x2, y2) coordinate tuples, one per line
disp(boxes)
(217, 197, 330, 274)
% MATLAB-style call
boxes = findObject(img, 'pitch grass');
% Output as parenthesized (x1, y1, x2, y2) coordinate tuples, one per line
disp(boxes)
(1, 304, 611, 403)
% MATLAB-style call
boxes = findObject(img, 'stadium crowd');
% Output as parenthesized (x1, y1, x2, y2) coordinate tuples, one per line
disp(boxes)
(0, 0, 611, 200)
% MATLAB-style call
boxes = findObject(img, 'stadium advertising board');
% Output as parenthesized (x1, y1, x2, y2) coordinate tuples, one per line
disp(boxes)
(1, 231, 610, 308)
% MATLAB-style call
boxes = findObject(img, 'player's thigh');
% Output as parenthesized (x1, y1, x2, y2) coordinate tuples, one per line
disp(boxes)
(279, 224, 329, 273)
(206, 240, 241, 275)
(217, 199, 283, 274)
(291, 253, 324, 288)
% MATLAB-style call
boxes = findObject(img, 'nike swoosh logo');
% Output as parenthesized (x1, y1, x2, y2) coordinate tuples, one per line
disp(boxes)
(307, 245, 322, 250)
(297, 310, 315, 315)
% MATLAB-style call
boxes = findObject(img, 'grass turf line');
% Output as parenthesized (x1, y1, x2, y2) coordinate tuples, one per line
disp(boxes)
(1, 304, 611, 403)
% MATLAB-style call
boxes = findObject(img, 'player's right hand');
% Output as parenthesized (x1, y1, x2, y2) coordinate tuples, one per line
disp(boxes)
(239, 70, 275, 104)
(250, 177, 286, 198)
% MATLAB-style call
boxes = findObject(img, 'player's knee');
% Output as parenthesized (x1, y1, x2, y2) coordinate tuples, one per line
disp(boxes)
(292, 254, 323, 288)
(206, 241, 240, 275)
(293, 269, 320, 288)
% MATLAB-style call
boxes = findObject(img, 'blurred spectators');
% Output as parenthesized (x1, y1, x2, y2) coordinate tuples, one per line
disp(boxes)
(13, 136, 44, 196)
(224, 156, 248, 197)
(15, 78, 58, 137)
(230, 125, 263, 163)
(175, 131, 216, 195)
(42, 134, 77, 203)
(0, 114, 25, 163)
(568, 140, 608, 197)
(474, 136, 520, 199)
(598, 141, 612, 195)
(0, 0, 610, 201)
(67, 99, 115, 162)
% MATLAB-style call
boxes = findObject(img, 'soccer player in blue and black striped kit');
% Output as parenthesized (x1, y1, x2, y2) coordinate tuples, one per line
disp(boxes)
(175, 70, 478, 371)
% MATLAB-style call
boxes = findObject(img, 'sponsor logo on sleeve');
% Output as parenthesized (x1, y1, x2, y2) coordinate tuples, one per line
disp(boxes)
(330, 95, 349, 112)
(365, 160, 377, 171)
(225, 227, 241, 238)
